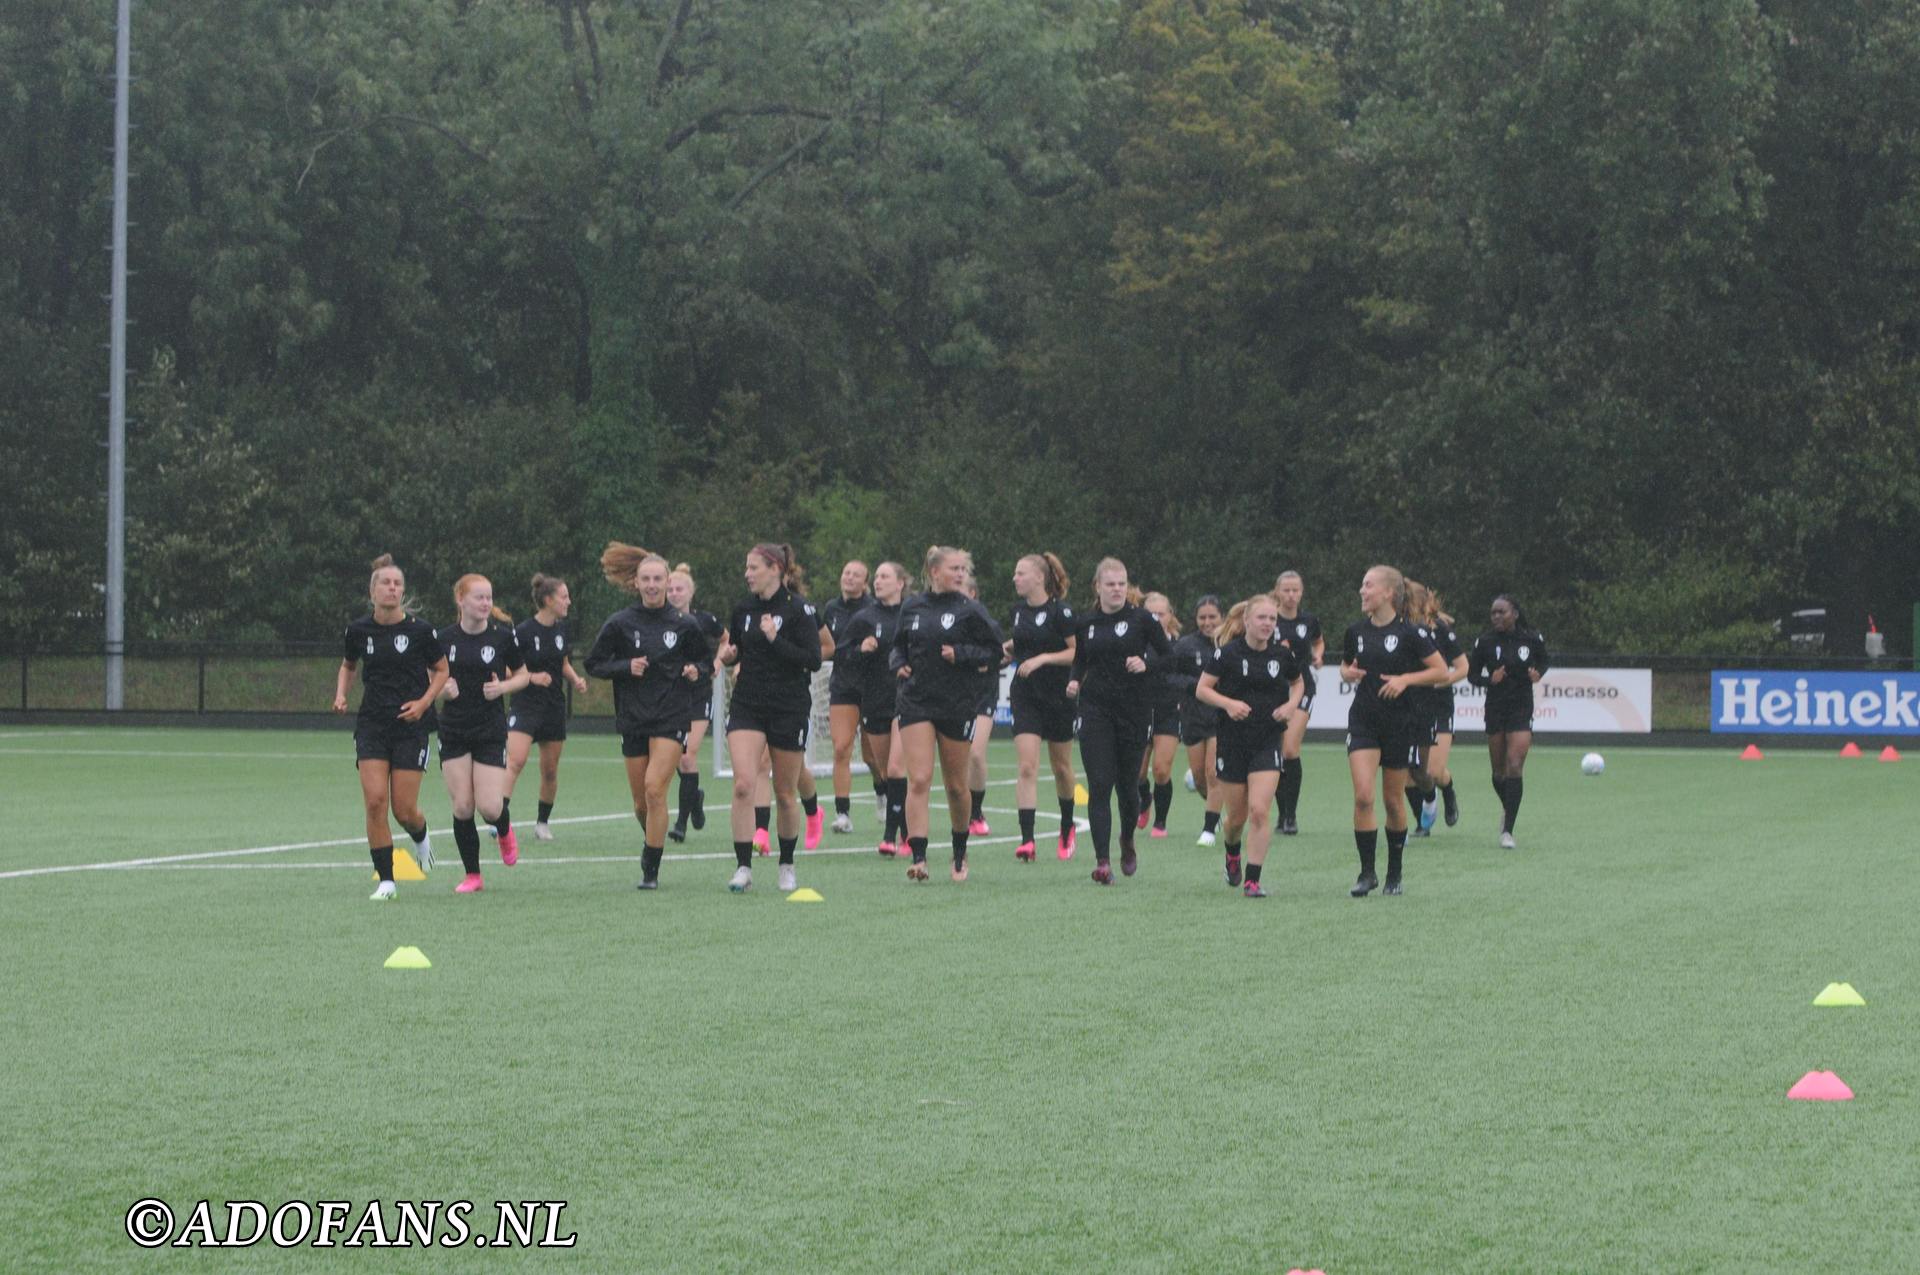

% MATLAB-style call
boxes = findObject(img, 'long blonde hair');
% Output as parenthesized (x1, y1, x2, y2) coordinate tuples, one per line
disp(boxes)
(602, 541, 668, 594)
(1019, 552, 1070, 601)
(925, 545, 973, 588)
(1366, 564, 1408, 616)
(453, 573, 512, 623)
(1142, 591, 1182, 638)
(367, 553, 421, 617)
(1213, 594, 1277, 647)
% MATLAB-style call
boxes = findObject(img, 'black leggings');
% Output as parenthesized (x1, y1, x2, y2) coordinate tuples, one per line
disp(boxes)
(1077, 705, 1150, 860)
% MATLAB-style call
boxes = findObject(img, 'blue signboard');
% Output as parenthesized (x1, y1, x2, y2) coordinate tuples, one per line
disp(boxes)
(1711, 671, 1920, 734)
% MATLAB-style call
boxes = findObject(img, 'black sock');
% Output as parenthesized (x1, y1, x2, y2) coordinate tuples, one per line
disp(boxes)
(778, 835, 798, 865)
(1441, 780, 1456, 814)
(678, 770, 698, 810)
(887, 777, 908, 842)
(453, 817, 480, 874)
(1203, 810, 1221, 835)
(1019, 807, 1036, 841)
(970, 789, 985, 822)
(689, 780, 705, 819)
(734, 840, 752, 869)
(908, 835, 928, 864)
(1225, 839, 1241, 859)
(835, 795, 851, 816)
(1246, 861, 1262, 883)
(1153, 781, 1173, 828)
(641, 844, 663, 883)
(1058, 796, 1075, 834)
(1137, 779, 1151, 813)
(538, 799, 555, 825)
(1291, 758, 1306, 820)
(872, 778, 888, 807)
(1386, 827, 1407, 879)
(755, 805, 771, 834)
(1354, 828, 1378, 877)
(493, 798, 511, 835)
(370, 845, 394, 882)
(800, 793, 819, 819)
(401, 819, 426, 845)
(952, 828, 970, 864)
(1492, 774, 1508, 808)
(1504, 776, 1523, 832)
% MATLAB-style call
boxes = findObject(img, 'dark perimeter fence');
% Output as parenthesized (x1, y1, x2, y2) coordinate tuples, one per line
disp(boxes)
(1, 643, 1912, 733)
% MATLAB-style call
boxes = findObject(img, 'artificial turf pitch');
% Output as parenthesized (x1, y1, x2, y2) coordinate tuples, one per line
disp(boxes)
(1, 726, 1912, 1272)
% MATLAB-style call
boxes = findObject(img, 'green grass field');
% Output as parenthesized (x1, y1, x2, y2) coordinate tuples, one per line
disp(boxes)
(2, 726, 1912, 1272)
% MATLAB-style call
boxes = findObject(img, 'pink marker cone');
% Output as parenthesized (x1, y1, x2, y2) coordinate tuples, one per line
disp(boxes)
(1787, 1070, 1853, 1101)
(1739, 744, 1764, 760)
(1879, 745, 1901, 762)
(1838, 741, 1862, 758)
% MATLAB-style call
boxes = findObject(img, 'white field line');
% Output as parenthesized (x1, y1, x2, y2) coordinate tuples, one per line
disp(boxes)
(0, 804, 1083, 881)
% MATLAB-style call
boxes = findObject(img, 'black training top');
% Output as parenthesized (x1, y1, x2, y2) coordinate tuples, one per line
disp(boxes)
(1275, 610, 1323, 687)
(1340, 615, 1439, 719)
(1468, 628, 1550, 712)
(822, 594, 869, 698)
(1071, 603, 1172, 717)
(512, 616, 572, 714)
(1168, 631, 1219, 729)
(1205, 635, 1303, 737)
(1007, 598, 1076, 701)
(726, 587, 823, 716)
(890, 590, 1002, 722)
(435, 619, 525, 737)
(585, 601, 712, 735)
(1411, 620, 1465, 718)
(343, 614, 443, 732)
(682, 608, 724, 703)
(843, 599, 904, 721)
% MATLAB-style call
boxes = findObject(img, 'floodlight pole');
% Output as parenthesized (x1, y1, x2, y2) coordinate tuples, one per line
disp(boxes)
(106, 0, 130, 709)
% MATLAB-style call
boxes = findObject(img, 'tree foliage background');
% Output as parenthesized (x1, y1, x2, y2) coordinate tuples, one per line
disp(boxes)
(5, 0, 1918, 651)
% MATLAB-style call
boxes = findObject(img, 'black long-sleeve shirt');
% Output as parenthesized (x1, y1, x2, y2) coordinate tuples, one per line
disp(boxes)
(1071, 602, 1172, 719)
(1167, 630, 1219, 730)
(725, 588, 823, 716)
(585, 602, 710, 735)
(842, 600, 904, 721)
(890, 590, 1001, 721)
(1467, 627, 1550, 711)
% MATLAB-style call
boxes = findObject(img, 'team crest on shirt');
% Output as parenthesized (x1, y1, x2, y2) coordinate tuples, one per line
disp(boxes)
(1115, 621, 1129, 637)
(1035, 611, 1047, 626)
(1355, 636, 1365, 653)
(663, 632, 678, 649)
(1519, 645, 1531, 661)
(771, 616, 784, 633)
(556, 635, 565, 650)
(1384, 635, 1399, 652)
(366, 637, 375, 654)
(1268, 659, 1280, 678)
(481, 645, 495, 664)
(940, 613, 954, 630)
(394, 635, 410, 653)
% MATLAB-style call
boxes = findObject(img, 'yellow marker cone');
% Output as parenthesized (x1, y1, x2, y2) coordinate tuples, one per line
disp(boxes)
(383, 946, 431, 970)
(1073, 783, 1090, 805)
(787, 887, 824, 903)
(1813, 981, 1865, 1007)
(372, 849, 428, 883)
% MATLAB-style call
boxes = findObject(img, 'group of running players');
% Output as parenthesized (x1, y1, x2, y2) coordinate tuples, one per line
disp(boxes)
(336, 546, 1550, 902)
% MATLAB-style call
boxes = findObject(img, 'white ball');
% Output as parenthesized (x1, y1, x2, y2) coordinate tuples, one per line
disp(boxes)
(1580, 752, 1605, 776)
